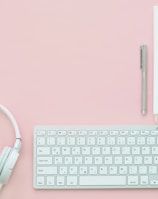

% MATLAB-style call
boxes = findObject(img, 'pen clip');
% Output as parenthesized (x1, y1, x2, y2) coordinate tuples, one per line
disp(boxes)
(140, 46, 143, 69)
(140, 45, 147, 70)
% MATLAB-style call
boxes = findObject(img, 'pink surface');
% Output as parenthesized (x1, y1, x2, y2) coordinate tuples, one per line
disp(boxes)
(0, 0, 158, 198)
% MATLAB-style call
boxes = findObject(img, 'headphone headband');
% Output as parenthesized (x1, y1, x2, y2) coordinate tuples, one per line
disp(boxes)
(0, 104, 22, 152)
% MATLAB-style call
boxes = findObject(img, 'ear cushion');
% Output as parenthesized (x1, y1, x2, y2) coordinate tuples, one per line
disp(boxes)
(0, 147, 12, 176)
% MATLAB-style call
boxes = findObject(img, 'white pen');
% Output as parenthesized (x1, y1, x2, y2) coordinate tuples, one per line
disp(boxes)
(140, 45, 147, 115)
(154, 6, 158, 123)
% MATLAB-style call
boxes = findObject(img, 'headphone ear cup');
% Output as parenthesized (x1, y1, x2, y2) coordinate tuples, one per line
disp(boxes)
(0, 147, 19, 185)
(0, 147, 11, 176)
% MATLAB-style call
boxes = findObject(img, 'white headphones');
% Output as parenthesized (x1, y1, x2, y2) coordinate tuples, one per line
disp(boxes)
(0, 104, 22, 190)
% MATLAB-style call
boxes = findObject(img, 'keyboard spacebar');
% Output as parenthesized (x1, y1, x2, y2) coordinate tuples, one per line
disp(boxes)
(80, 176, 126, 186)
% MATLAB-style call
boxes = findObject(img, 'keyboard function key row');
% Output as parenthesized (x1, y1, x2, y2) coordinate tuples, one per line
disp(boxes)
(36, 130, 158, 136)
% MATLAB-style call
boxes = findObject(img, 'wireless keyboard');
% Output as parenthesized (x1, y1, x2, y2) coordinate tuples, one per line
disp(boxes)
(34, 126, 158, 189)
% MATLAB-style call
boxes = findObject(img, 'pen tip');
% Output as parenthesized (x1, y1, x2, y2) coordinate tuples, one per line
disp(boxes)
(142, 110, 146, 116)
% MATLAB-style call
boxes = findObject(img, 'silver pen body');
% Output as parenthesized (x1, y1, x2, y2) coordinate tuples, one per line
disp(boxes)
(140, 45, 147, 115)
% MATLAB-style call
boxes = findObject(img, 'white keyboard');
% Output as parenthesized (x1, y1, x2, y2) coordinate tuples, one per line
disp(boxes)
(34, 126, 158, 189)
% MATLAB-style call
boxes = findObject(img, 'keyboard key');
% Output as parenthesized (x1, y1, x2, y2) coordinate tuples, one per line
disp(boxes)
(130, 131, 139, 135)
(67, 137, 75, 145)
(127, 137, 135, 145)
(46, 176, 55, 186)
(62, 147, 70, 155)
(82, 147, 90, 155)
(122, 147, 130, 154)
(112, 147, 120, 155)
(68, 131, 77, 135)
(149, 166, 157, 174)
(37, 137, 45, 145)
(99, 166, 107, 174)
(89, 131, 97, 135)
(67, 176, 77, 186)
(154, 156, 158, 164)
(58, 131, 67, 136)
(97, 137, 105, 145)
(107, 137, 115, 145)
(69, 167, 77, 175)
(140, 176, 148, 185)
(37, 157, 52, 165)
(79, 176, 126, 185)
(152, 147, 158, 154)
(124, 156, 132, 164)
(117, 137, 125, 145)
(57, 176, 65, 186)
(47, 137, 55, 145)
(47, 131, 56, 136)
(37, 147, 50, 155)
(84, 157, 92, 165)
(132, 147, 140, 155)
(109, 166, 117, 174)
(94, 157, 103, 164)
(137, 137, 145, 145)
(74, 157, 82, 164)
(92, 147, 100, 155)
(77, 137, 85, 145)
(54, 157, 62, 164)
(79, 131, 87, 135)
(79, 167, 88, 174)
(37, 131, 45, 136)
(110, 131, 118, 135)
(141, 131, 150, 136)
(119, 166, 127, 174)
(57, 137, 65, 145)
(89, 167, 97, 174)
(52, 147, 60, 155)
(128, 176, 138, 185)
(120, 131, 128, 135)
(134, 156, 142, 165)
(72, 147, 80, 155)
(37, 167, 57, 175)
(87, 137, 95, 145)
(139, 166, 147, 174)
(147, 137, 155, 145)
(64, 157, 72, 164)
(99, 131, 108, 135)
(129, 166, 137, 174)
(151, 131, 158, 135)
(37, 176, 45, 186)
(104, 157, 112, 165)
(142, 147, 150, 154)
(150, 180, 158, 185)
(144, 156, 152, 164)
(114, 157, 122, 164)
(102, 147, 110, 154)
(59, 167, 68, 174)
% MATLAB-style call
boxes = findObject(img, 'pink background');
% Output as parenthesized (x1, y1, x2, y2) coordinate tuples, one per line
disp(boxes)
(0, 0, 158, 198)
